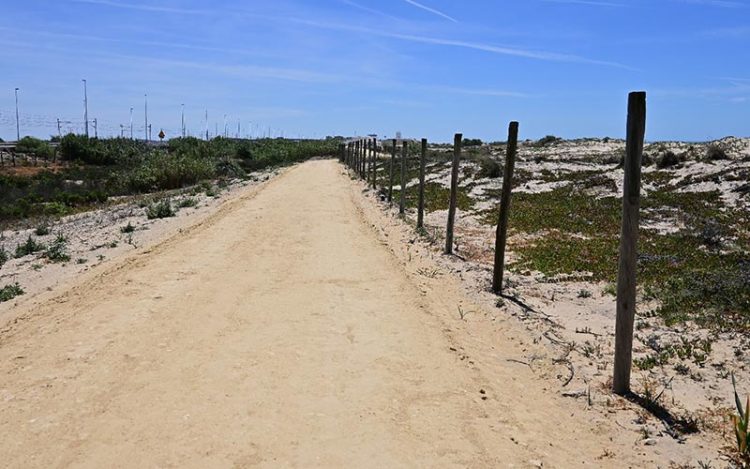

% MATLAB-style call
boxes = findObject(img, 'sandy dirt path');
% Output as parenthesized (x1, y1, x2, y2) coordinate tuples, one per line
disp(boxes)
(1, 160, 652, 468)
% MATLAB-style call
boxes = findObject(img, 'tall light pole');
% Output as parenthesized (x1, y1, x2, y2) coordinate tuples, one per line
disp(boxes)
(14, 87, 20, 141)
(129, 107, 133, 139)
(82, 79, 89, 138)
(181, 103, 185, 138)
(204, 109, 208, 140)
(144, 94, 148, 141)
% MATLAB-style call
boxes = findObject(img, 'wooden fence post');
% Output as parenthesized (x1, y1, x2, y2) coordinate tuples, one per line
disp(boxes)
(492, 122, 519, 293)
(399, 141, 408, 215)
(354, 141, 358, 171)
(613, 91, 647, 396)
(417, 138, 427, 229)
(371, 137, 377, 189)
(445, 133, 462, 254)
(362, 139, 367, 179)
(357, 141, 361, 174)
(388, 139, 396, 204)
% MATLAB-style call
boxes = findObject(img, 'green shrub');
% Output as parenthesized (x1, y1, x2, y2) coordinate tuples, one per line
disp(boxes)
(462, 138, 483, 147)
(706, 144, 728, 161)
(477, 156, 502, 179)
(655, 150, 682, 169)
(0, 246, 8, 267)
(534, 135, 560, 147)
(146, 199, 175, 219)
(35, 225, 50, 236)
(120, 222, 136, 233)
(0, 283, 24, 303)
(44, 235, 70, 263)
(125, 151, 216, 192)
(16, 136, 54, 159)
(15, 236, 46, 258)
(178, 197, 198, 208)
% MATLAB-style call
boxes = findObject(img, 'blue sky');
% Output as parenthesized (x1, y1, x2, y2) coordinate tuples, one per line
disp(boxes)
(0, 0, 748, 142)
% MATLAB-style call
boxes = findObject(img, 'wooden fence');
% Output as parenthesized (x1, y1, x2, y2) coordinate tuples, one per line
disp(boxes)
(339, 91, 647, 396)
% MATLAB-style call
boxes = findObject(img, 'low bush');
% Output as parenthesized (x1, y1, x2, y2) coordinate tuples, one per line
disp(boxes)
(146, 199, 175, 219)
(0, 283, 24, 303)
(16, 136, 55, 159)
(706, 144, 728, 161)
(477, 156, 502, 179)
(655, 150, 682, 169)
(15, 235, 45, 258)
(44, 234, 70, 263)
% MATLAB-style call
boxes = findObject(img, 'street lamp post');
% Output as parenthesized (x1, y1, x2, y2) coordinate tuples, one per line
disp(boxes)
(14, 87, 20, 141)
(83, 79, 89, 138)
(181, 104, 185, 138)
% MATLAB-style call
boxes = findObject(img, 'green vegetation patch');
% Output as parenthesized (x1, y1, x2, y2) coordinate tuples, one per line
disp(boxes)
(474, 175, 749, 334)
(0, 283, 24, 303)
(392, 182, 474, 213)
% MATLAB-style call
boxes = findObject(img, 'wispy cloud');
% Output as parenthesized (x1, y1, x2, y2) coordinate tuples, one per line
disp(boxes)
(540, 0, 625, 6)
(401, 0, 458, 22)
(71, 0, 210, 14)
(701, 25, 750, 37)
(669, 0, 748, 7)
(279, 18, 633, 69)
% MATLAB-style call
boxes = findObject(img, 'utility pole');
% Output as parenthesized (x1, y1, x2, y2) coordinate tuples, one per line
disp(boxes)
(181, 103, 185, 138)
(205, 109, 209, 140)
(144, 94, 148, 141)
(57, 118, 62, 138)
(129, 107, 134, 139)
(120, 124, 124, 138)
(237, 119, 240, 138)
(14, 87, 20, 141)
(82, 79, 89, 137)
(148, 124, 152, 141)
(223, 114, 227, 138)
(93, 118, 98, 138)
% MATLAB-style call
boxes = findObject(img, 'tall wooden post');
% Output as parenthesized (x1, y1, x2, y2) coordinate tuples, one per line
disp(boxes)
(359, 139, 367, 180)
(388, 139, 396, 204)
(353, 141, 358, 173)
(417, 138, 427, 229)
(613, 91, 647, 396)
(371, 137, 377, 189)
(492, 122, 519, 293)
(399, 141, 408, 215)
(357, 139, 365, 177)
(445, 133, 462, 254)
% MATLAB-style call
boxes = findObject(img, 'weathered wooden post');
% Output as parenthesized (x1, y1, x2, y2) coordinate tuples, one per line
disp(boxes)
(359, 139, 367, 180)
(492, 122, 519, 293)
(399, 141, 408, 215)
(355, 140, 360, 176)
(388, 138, 396, 203)
(357, 141, 361, 173)
(613, 91, 647, 396)
(352, 141, 357, 172)
(364, 139, 369, 180)
(371, 137, 377, 189)
(445, 133, 462, 254)
(417, 138, 427, 229)
(339, 143, 345, 163)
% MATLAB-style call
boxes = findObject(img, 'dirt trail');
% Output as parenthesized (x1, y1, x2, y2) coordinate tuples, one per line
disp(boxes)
(1, 160, 652, 468)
